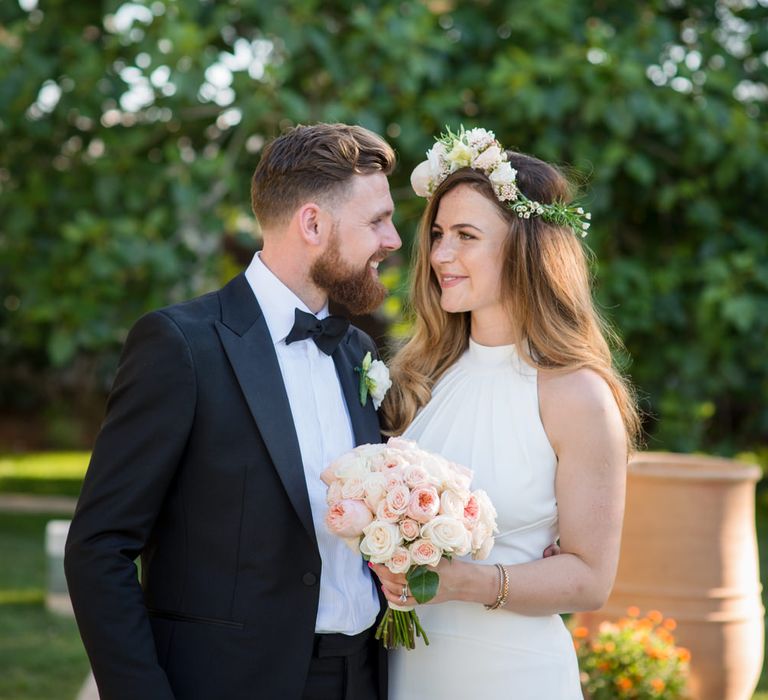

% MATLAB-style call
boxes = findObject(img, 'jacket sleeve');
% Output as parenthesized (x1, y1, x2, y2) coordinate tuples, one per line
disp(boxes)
(64, 310, 197, 700)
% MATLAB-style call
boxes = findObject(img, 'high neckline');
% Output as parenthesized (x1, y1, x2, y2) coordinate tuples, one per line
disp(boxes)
(467, 337, 517, 367)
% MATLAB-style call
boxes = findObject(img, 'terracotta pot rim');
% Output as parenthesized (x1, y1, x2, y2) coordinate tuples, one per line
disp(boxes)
(628, 451, 761, 482)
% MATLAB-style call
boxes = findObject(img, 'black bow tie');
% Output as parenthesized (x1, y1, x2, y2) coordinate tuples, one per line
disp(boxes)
(285, 308, 350, 355)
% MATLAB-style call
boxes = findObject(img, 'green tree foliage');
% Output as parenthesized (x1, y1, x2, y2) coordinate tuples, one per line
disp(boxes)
(1, 0, 766, 453)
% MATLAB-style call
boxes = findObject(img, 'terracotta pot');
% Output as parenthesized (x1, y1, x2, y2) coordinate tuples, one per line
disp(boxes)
(574, 452, 764, 700)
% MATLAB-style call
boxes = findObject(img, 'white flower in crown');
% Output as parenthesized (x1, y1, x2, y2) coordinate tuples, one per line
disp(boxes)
(464, 127, 497, 150)
(444, 139, 474, 171)
(409, 125, 593, 238)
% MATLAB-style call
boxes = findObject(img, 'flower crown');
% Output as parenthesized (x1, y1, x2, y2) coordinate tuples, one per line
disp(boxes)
(410, 126, 591, 237)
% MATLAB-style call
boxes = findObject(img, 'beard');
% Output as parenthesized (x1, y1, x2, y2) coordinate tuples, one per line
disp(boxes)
(310, 230, 388, 316)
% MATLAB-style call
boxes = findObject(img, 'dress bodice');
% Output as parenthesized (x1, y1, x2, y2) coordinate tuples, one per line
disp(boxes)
(403, 338, 558, 564)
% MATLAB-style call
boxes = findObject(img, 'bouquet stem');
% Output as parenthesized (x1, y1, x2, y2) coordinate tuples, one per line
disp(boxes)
(374, 604, 430, 650)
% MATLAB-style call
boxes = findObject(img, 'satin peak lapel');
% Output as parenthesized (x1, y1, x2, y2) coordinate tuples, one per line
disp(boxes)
(215, 275, 316, 544)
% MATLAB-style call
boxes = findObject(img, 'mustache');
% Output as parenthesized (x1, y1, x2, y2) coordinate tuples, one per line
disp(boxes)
(369, 249, 393, 264)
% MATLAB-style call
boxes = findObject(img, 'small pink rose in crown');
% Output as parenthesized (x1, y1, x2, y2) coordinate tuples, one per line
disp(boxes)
(322, 437, 498, 650)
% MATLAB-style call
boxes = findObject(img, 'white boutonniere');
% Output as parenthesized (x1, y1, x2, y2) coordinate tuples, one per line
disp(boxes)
(355, 351, 392, 410)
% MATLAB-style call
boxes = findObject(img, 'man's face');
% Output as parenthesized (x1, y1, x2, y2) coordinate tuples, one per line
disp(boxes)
(310, 173, 401, 315)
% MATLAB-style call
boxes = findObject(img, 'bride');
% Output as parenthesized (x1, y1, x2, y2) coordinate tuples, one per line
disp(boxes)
(373, 128, 640, 698)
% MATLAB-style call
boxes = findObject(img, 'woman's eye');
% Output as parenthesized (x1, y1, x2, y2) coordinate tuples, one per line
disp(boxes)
(430, 230, 442, 241)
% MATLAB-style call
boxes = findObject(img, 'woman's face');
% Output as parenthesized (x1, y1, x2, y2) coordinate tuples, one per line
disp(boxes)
(429, 184, 509, 320)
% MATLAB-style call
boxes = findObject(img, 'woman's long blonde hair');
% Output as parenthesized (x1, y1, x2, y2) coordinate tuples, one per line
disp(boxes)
(380, 153, 641, 450)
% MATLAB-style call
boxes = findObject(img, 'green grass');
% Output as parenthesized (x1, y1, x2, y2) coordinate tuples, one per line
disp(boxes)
(0, 453, 89, 497)
(0, 512, 89, 700)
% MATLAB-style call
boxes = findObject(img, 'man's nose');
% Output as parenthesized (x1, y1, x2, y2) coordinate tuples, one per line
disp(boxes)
(382, 222, 401, 251)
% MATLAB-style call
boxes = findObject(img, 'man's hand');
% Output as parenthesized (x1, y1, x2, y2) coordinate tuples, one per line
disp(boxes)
(543, 541, 561, 558)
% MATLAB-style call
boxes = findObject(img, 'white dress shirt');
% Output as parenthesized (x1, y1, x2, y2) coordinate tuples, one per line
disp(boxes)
(244, 253, 379, 634)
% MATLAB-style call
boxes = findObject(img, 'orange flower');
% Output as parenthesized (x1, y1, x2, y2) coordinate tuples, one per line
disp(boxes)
(648, 609, 664, 624)
(663, 617, 677, 631)
(573, 626, 590, 639)
(626, 606, 641, 617)
(598, 661, 611, 672)
(651, 678, 666, 692)
(616, 677, 633, 691)
(604, 641, 616, 653)
(677, 647, 691, 663)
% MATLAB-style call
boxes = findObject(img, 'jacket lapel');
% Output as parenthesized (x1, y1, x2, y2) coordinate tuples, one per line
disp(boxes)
(332, 332, 382, 447)
(215, 274, 316, 544)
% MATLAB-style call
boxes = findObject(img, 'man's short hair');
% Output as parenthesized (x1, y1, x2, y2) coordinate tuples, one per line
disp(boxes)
(251, 123, 396, 229)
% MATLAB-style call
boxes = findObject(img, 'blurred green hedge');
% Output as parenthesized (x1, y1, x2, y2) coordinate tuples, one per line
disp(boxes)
(1, 1, 766, 454)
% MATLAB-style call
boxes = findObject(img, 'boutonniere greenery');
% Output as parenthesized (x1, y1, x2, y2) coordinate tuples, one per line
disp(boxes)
(355, 351, 392, 410)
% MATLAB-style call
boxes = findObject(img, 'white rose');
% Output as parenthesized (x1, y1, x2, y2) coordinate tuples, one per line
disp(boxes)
(325, 480, 343, 505)
(488, 161, 516, 189)
(341, 477, 365, 500)
(472, 144, 502, 171)
(469, 521, 495, 560)
(472, 533, 494, 561)
(439, 489, 466, 519)
(330, 452, 370, 481)
(362, 472, 387, 511)
(359, 521, 402, 563)
(386, 437, 419, 452)
(421, 515, 472, 555)
(367, 359, 392, 410)
(410, 160, 432, 197)
(473, 489, 499, 531)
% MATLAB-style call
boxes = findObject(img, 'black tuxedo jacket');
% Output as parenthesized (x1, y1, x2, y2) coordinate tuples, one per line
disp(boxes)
(64, 273, 385, 700)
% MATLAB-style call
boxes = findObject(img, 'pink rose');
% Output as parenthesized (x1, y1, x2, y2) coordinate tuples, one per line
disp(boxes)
(400, 518, 420, 541)
(409, 538, 442, 567)
(370, 449, 408, 473)
(463, 493, 480, 528)
(407, 486, 440, 523)
(402, 464, 429, 489)
(386, 484, 411, 515)
(376, 499, 400, 523)
(325, 499, 373, 538)
(384, 475, 404, 492)
(385, 546, 412, 574)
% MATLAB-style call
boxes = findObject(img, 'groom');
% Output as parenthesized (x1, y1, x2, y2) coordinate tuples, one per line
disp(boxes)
(64, 123, 401, 700)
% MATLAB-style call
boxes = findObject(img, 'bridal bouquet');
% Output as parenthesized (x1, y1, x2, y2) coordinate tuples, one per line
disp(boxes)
(322, 437, 498, 649)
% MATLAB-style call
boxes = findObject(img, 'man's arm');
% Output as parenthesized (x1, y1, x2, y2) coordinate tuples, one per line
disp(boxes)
(65, 310, 196, 700)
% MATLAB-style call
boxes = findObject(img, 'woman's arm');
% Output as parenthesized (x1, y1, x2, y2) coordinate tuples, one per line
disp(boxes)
(372, 367, 627, 615)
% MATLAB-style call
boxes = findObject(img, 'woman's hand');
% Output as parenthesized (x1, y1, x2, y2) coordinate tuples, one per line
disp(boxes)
(368, 558, 498, 607)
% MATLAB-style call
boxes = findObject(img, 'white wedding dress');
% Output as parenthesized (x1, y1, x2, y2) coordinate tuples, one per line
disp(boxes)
(389, 339, 583, 699)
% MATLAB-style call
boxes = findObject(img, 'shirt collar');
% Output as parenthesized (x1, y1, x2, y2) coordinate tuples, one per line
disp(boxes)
(244, 252, 329, 345)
